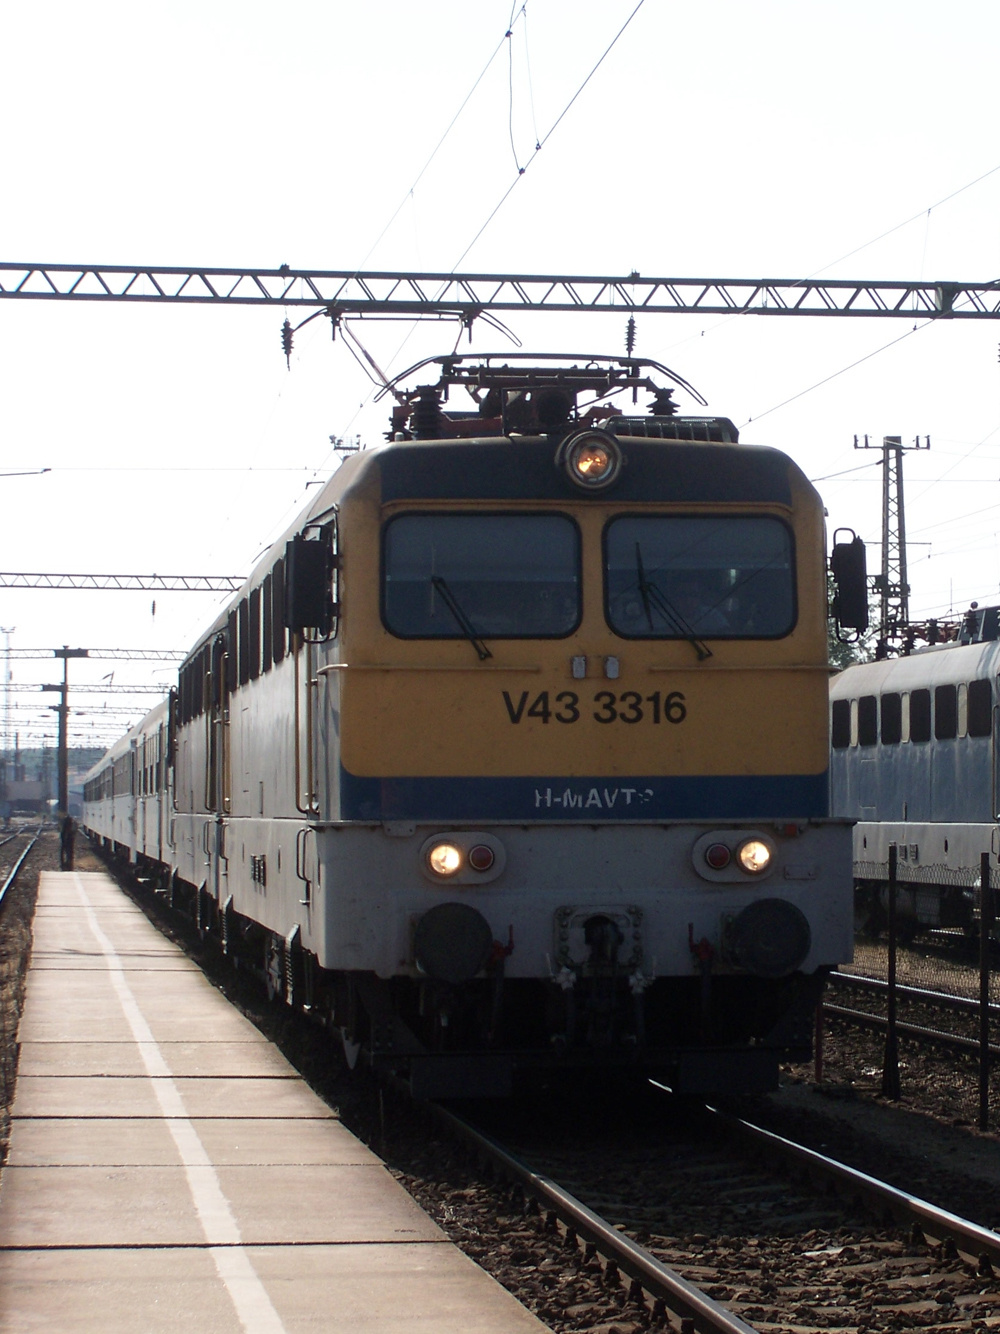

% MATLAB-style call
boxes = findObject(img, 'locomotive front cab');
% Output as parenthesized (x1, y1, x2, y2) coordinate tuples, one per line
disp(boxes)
(322, 355, 852, 1094)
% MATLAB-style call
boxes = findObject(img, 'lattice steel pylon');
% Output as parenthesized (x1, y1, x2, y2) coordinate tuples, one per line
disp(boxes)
(854, 433, 930, 655)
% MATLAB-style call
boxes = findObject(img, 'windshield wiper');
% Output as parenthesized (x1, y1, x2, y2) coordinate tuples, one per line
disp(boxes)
(634, 543, 712, 661)
(431, 575, 493, 661)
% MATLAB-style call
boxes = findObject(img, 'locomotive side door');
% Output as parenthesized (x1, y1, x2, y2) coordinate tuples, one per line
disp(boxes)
(206, 633, 230, 816)
(205, 634, 231, 907)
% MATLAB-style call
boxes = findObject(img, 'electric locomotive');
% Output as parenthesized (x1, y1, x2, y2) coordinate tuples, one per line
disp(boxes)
(84, 354, 861, 1096)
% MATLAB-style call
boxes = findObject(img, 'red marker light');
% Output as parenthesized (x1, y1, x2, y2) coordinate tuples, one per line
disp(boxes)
(705, 842, 731, 870)
(468, 844, 495, 872)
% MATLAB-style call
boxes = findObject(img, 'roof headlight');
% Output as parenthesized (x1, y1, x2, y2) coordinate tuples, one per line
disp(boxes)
(737, 839, 772, 875)
(427, 842, 463, 877)
(561, 429, 623, 492)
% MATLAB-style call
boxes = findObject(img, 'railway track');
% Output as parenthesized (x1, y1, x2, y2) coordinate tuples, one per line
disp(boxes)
(424, 1088, 1000, 1333)
(0, 829, 42, 915)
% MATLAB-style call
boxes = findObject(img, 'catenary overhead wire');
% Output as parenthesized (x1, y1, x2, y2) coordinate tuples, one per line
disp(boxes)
(299, 0, 649, 501)
(243, 12, 527, 551)
(361, 0, 649, 400)
(350, 22, 517, 274)
(906, 423, 1000, 508)
(257, 10, 536, 543)
(450, 0, 647, 271)
(804, 161, 1000, 280)
(742, 321, 931, 427)
(658, 159, 1000, 363)
(809, 460, 883, 483)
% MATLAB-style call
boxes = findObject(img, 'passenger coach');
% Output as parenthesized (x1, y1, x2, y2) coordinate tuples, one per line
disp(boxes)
(831, 606, 1000, 935)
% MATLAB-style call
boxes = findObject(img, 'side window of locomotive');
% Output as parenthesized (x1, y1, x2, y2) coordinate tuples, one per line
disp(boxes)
(935, 683, 958, 739)
(957, 683, 968, 738)
(857, 694, 877, 746)
(238, 598, 250, 686)
(262, 573, 274, 673)
(226, 609, 239, 695)
(910, 688, 931, 743)
(969, 678, 993, 737)
(831, 699, 850, 748)
(880, 692, 902, 745)
(382, 514, 581, 638)
(272, 557, 287, 664)
(249, 587, 262, 681)
(604, 515, 795, 638)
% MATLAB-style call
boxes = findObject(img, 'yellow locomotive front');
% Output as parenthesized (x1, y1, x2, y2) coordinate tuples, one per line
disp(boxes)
(313, 356, 853, 1094)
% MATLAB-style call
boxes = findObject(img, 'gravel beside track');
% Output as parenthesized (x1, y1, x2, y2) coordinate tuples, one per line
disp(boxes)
(0, 829, 63, 1167)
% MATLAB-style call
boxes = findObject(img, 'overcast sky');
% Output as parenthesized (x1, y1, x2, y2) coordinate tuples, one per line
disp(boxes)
(1, 0, 998, 746)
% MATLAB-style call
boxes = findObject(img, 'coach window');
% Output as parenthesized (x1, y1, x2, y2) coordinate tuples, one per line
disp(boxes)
(857, 694, 877, 746)
(969, 678, 992, 737)
(383, 514, 580, 639)
(910, 688, 931, 743)
(605, 515, 795, 638)
(880, 692, 902, 745)
(935, 683, 958, 739)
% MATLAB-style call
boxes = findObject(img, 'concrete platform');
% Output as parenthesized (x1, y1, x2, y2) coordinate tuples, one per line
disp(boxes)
(0, 871, 546, 1334)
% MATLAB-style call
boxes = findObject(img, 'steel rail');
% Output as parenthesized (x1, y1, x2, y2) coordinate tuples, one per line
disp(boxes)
(831, 969, 1000, 1019)
(430, 1100, 760, 1334)
(1, 263, 999, 319)
(0, 833, 40, 913)
(822, 999, 1000, 1058)
(711, 1108, 1000, 1273)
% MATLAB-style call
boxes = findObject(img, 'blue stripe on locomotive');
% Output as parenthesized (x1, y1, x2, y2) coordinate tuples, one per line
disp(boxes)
(339, 766, 829, 822)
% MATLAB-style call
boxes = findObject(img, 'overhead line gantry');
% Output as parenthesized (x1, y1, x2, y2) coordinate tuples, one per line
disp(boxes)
(0, 573, 243, 592)
(1, 263, 999, 319)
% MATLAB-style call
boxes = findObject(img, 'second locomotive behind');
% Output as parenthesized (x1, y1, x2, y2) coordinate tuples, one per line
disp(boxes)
(84, 354, 863, 1096)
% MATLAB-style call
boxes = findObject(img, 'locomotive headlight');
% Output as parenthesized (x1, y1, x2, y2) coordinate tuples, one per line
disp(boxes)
(427, 842, 463, 877)
(737, 839, 772, 875)
(560, 429, 623, 491)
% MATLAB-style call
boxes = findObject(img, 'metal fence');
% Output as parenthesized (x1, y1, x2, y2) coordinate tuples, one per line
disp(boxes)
(819, 847, 999, 1131)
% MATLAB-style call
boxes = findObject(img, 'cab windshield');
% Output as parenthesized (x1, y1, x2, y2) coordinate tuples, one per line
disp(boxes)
(605, 515, 795, 639)
(383, 513, 580, 639)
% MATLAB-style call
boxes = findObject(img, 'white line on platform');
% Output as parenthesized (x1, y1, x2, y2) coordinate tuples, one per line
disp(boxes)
(71, 873, 287, 1334)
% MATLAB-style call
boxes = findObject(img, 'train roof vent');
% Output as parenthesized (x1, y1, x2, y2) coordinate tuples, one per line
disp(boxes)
(960, 604, 1000, 644)
(609, 416, 739, 444)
